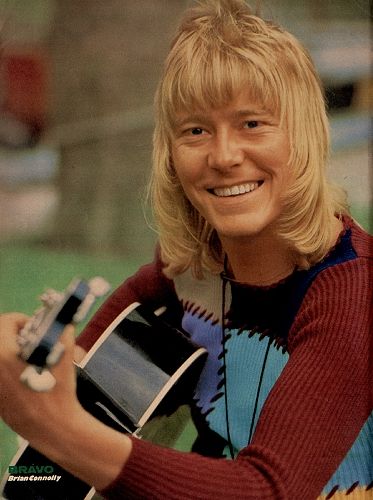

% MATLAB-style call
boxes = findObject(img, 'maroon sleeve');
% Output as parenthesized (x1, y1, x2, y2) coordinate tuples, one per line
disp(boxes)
(99, 255, 372, 499)
(77, 248, 177, 351)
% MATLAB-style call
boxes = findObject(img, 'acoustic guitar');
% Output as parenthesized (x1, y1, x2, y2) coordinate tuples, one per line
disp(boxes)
(1, 280, 207, 500)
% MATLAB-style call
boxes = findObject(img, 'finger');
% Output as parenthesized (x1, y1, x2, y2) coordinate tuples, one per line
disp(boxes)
(59, 324, 76, 360)
(49, 324, 77, 380)
(74, 345, 88, 364)
(0, 312, 29, 336)
(0, 313, 30, 362)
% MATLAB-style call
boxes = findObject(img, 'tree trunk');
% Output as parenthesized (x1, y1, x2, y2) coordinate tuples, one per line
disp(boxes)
(46, 0, 189, 259)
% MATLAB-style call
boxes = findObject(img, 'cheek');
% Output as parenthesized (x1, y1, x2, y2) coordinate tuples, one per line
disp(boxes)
(173, 166, 206, 214)
(268, 138, 292, 179)
(173, 166, 190, 195)
(171, 163, 197, 205)
(172, 151, 202, 189)
(177, 175, 200, 209)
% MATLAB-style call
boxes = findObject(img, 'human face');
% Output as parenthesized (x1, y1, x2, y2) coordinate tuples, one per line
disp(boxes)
(171, 90, 292, 245)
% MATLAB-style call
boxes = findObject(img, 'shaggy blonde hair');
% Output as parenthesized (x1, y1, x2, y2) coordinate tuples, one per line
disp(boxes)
(150, 0, 348, 278)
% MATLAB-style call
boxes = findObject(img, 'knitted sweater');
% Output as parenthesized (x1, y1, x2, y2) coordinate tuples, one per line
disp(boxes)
(78, 218, 373, 499)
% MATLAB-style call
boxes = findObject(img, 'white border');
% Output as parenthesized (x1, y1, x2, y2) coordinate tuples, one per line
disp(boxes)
(137, 346, 206, 428)
(78, 302, 140, 368)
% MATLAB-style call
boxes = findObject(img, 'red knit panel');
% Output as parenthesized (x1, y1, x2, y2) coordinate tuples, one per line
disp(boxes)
(348, 217, 373, 258)
(101, 437, 288, 499)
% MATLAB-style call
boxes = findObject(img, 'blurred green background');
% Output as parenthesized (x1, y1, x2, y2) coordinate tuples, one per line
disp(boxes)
(0, 0, 371, 480)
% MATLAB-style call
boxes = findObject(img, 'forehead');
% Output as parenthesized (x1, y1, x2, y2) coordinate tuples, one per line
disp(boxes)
(172, 90, 275, 127)
(166, 71, 283, 133)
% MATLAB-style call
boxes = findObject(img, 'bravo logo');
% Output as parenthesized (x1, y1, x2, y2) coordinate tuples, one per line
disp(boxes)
(8, 465, 54, 474)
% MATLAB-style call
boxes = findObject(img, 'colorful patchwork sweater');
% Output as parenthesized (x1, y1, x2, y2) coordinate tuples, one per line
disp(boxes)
(77, 218, 373, 499)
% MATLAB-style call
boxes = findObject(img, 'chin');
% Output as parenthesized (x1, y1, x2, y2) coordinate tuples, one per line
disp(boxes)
(217, 225, 263, 240)
(215, 217, 278, 243)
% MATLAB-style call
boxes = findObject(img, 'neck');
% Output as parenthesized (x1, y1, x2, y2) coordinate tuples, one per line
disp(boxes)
(221, 234, 296, 286)
(220, 216, 344, 286)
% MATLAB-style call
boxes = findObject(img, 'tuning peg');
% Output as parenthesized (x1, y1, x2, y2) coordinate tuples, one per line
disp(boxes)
(40, 289, 64, 308)
(88, 277, 111, 297)
(73, 277, 111, 323)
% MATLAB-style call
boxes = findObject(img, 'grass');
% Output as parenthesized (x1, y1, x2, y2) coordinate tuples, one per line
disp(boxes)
(0, 244, 144, 316)
(0, 244, 144, 478)
(349, 205, 372, 234)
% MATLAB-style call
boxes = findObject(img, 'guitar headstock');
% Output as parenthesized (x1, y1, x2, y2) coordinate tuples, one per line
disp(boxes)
(18, 277, 110, 392)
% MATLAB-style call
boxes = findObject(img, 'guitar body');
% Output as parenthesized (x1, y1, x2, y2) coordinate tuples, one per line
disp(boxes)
(2, 302, 207, 500)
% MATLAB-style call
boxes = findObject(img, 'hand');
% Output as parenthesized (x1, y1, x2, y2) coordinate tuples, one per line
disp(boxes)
(0, 312, 81, 444)
(0, 313, 133, 489)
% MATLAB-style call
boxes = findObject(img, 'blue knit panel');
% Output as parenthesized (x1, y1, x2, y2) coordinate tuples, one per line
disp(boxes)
(182, 309, 289, 452)
(209, 329, 289, 452)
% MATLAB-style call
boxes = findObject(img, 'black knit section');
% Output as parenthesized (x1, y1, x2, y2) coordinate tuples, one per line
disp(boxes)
(224, 228, 357, 351)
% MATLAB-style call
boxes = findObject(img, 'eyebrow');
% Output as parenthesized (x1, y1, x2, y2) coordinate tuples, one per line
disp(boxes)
(233, 108, 272, 119)
(173, 114, 209, 129)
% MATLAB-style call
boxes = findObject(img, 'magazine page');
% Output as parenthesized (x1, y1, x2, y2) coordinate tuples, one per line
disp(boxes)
(1, 1, 371, 499)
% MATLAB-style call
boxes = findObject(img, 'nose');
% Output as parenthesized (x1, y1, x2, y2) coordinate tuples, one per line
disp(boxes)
(207, 130, 244, 172)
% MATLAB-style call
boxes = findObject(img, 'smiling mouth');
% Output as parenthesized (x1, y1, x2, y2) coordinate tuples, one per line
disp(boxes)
(210, 181, 263, 197)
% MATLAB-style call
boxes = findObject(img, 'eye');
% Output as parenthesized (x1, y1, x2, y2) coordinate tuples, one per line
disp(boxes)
(190, 127, 204, 135)
(245, 120, 259, 129)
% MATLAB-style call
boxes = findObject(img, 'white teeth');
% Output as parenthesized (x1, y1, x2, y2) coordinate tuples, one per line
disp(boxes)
(213, 182, 260, 197)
